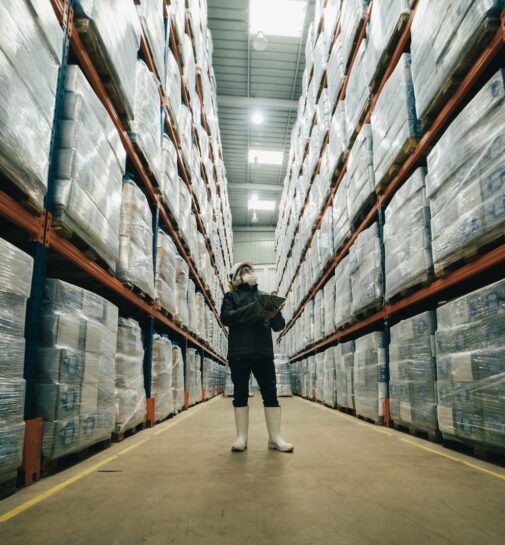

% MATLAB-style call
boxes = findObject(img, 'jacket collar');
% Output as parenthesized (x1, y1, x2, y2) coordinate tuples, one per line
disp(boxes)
(237, 283, 258, 292)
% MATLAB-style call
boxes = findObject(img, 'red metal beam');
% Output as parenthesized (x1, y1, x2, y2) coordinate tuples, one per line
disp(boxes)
(0, 191, 45, 243)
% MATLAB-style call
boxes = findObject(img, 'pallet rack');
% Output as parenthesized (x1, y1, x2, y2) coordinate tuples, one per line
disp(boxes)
(0, 0, 231, 487)
(275, 3, 505, 405)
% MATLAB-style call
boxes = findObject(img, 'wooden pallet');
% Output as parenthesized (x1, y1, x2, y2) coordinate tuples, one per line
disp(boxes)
(434, 229, 505, 279)
(50, 217, 116, 275)
(375, 136, 420, 193)
(351, 298, 385, 323)
(419, 14, 502, 129)
(154, 413, 175, 426)
(336, 404, 356, 416)
(385, 273, 434, 303)
(74, 17, 133, 130)
(121, 280, 155, 305)
(369, 11, 411, 93)
(112, 421, 146, 443)
(356, 413, 385, 426)
(0, 471, 19, 500)
(0, 170, 45, 215)
(391, 421, 442, 443)
(443, 437, 505, 465)
(42, 437, 112, 477)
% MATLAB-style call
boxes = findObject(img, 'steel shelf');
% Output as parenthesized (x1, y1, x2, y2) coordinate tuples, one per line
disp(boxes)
(278, 10, 505, 343)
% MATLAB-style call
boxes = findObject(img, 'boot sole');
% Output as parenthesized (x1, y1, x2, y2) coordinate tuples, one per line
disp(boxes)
(231, 446, 247, 452)
(268, 445, 294, 453)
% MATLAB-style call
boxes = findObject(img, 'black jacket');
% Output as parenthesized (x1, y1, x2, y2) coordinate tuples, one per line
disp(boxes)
(220, 284, 286, 359)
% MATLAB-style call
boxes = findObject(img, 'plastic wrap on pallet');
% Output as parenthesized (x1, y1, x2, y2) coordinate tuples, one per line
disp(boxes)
(131, 61, 162, 183)
(367, 0, 410, 87)
(136, 0, 165, 85)
(333, 174, 351, 254)
(178, 104, 193, 166)
(324, 276, 336, 338)
(426, 69, 505, 276)
(275, 355, 292, 396)
(390, 311, 438, 433)
(117, 179, 155, 297)
(165, 49, 182, 121)
(327, 35, 345, 112)
(410, 0, 503, 125)
(335, 340, 355, 409)
(436, 279, 505, 451)
(340, 0, 368, 69)
(38, 279, 118, 459)
(0, 422, 25, 479)
(195, 293, 204, 338)
(187, 280, 196, 334)
(320, 205, 334, 270)
(346, 124, 375, 227)
(224, 367, 234, 397)
(172, 345, 185, 412)
(350, 222, 383, 317)
(114, 318, 146, 433)
(161, 135, 179, 217)
(344, 40, 370, 146)
(178, 179, 192, 235)
(182, 34, 196, 101)
(74, 0, 141, 122)
(326, 101, 347, 179)
(324, 0, 342, 45)
(323, 347, 336, 407)
(313, 33, 329, 95)
(185, 348, 197, 406)
(175, 255, 189, 326)
(155, 230, 177, 316)
(371, 54, 422, 189)
(354, 331, 387, 422)
(152, 335, 174, 421)
(0, 0, 63, 208)
(334, 254, 352, 329)
(55, 65, 125, 269)
(384, 168, 433, 301)
(315, 352, 325, 402)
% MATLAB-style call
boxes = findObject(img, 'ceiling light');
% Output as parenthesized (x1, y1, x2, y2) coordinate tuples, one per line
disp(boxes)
(248, 149, 283, 165)
(251, 210, 259, 223)
(250, 0, 307, 38)
(252, 31, 269, 51)
(249, 199, 276, 211)
(251, 111, 264, 125)
(250, 193, 259, 201)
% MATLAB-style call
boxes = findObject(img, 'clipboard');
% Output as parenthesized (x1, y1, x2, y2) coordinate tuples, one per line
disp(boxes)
(240, 294, 286, 323)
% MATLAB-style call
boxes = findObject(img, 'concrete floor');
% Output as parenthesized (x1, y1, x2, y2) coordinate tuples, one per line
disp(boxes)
(1, 395, 504, 545)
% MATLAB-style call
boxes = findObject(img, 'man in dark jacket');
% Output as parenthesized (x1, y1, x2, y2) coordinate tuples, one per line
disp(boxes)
(220, 262, 294, 453)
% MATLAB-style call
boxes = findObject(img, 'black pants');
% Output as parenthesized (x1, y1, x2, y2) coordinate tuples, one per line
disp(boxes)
(229, 355, 279, 408)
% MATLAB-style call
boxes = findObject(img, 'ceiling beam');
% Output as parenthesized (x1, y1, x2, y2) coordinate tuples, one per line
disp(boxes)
(228, 182, 283, 192)
(217, 95, 298, 111)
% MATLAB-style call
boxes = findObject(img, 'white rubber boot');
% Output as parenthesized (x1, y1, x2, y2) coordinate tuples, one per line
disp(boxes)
(231, 406, 249, 452)
(264, 407, 294, 452)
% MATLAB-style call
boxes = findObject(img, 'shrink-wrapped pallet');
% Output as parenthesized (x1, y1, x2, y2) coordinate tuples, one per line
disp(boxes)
(175, 256, 189, 326)
(346, 124, 375, 227)
(335, 340, 355, 409)
(187, 280, 196, 334)
(155, 230, 177, 316)
(275, 355, 292, 397)
(333, 174, 351, 254)
(384, 168, 433, 301)
(326, 102, 347, 179)
(344, 40, 370, 145)
(354, 331, 387, 422)
(436, 280, 505, 451)
(0, 423, 25, 481)
(367, 0, 410, 87)
(0, 0, 63, 208)
(130, 61, 162, 183)
(324, 276, 336, 338)
(340, 0, 368, 69)
(172, 345, 185, 412)
(307, 355, 316, 399)
(323, 347, 336, 407)
(152, 335, 174, 420)
(54, 65, 125, 269)
(410, 0, 503, 125)
(426, 69, 505, 276)
(165, 49, 182, 120)
(350, 223, 383, 317)
(117, 179, 155, 297)
(327, 35, 345, 111)
(371, 54, 422, 190)
(389, 311, 438, 433)
(160, 135, 179, 217)
(334, 255, 352, 329)
(136, 0, 165, 84)
(114, 318, 146, 433)
(315, 352, 325, 402)
(74, 0, 141, 122)
(314, 290, 324, 343)
(38, 279, 118, 459)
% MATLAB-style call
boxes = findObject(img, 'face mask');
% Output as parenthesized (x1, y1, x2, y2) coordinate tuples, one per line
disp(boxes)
(241, 272, 257, 286)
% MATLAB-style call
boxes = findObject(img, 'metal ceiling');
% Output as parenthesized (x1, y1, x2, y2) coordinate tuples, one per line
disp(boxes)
(207, 0, 315, 227)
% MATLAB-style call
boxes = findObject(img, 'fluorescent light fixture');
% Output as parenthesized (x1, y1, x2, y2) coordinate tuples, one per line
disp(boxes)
(251, 111, 264, 125)
(250, 0, 307, 38)
(248, 199, 276, 211)
(251, 210, 259, 223)
(248, 149, 283, 165)
(252, 31, 268, 51)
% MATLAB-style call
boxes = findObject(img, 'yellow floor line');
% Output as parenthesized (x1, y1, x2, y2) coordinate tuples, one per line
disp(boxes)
(0, 397, 221, 524)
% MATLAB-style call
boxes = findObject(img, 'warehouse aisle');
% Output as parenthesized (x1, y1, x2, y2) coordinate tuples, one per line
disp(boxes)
(1, 396, 504, 545)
